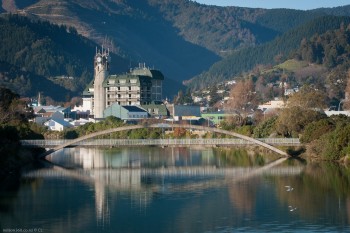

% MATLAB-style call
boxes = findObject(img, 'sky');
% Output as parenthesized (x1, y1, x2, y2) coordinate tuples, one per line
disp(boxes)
(194, 0, 350, 10)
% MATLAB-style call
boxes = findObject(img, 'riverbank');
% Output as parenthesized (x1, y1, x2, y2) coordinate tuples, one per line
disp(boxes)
(0, 145, 44, 184)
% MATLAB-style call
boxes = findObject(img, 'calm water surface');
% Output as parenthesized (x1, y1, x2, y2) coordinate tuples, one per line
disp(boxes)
(1, 147, 350, 233)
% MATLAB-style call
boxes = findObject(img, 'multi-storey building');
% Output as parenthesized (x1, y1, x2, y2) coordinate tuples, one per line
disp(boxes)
(83, 51, 164, 118)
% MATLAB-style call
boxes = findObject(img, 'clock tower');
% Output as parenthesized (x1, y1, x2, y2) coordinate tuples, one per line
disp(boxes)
(93, 47, 110, 118)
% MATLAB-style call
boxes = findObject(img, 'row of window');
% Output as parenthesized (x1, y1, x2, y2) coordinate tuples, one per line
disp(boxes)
(107, 101, 140, 106)
(108, 79, 138, 84)
(108, 94, 140, 98)
(127, 114, 148, 118)
(108, 86, 140, 91)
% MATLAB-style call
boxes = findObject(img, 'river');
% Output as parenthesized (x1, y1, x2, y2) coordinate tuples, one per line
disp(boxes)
(1, 146, 350, 232)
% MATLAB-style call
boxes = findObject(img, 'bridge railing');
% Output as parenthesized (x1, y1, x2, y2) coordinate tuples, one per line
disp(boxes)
(21, 138, 300, 148)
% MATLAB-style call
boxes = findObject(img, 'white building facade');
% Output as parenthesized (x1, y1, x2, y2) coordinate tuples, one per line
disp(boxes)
(83, 53, 164, 119)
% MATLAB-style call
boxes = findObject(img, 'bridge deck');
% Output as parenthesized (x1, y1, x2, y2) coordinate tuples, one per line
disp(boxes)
(21, 138, 300, 148)
(27, 124, 296, 158)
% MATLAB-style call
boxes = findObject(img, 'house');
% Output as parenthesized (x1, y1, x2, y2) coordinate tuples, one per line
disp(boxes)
(34, 111, 64, 125)
(141, 102, 169, 118)
(201, 112, 234, 125)
(103, 103, 148, 120)
(33, 105, 71, 118)
(44, 119, 73, 131)
(172, 105, 201, 121)
(284, 87, 299, 96)
(258, 99, 285, 111)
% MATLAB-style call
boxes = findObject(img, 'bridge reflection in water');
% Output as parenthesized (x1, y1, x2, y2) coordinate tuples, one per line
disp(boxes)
(23, 147, 303, 224)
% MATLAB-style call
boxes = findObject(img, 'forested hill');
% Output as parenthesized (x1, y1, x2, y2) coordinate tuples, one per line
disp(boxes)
(4, 1, 350, 92)
(293, 24, 350, 102)
(0, 14, 130, 101)
(1, 1, 350, 98)
(186, 16, 350, 89)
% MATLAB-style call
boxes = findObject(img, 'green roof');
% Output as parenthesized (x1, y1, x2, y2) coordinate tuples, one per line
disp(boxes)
(83, 80, 94, 96)
(131, 68, 164, 80)
(103, 74, 152, 87)
(141, 103, 169, 116)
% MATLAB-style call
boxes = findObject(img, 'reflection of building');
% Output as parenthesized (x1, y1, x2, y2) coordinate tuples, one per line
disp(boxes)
(83, 49, 164, 118)
(94, 182, 109, 224)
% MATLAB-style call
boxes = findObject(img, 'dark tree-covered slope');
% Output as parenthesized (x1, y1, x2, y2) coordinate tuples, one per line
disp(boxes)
(187, 16, 350, 89)
(0, 14, 130, 100)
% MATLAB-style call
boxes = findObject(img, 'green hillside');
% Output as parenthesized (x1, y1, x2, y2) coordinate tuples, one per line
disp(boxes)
(2, 1, 350, 98)
(0, 14, 130, 101)
(232, 25, 350, 107)
(187, 16, 350, 89)
(9, 0, 349, 88)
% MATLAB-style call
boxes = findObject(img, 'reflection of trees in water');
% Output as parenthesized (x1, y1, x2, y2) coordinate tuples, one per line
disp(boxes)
(227, 180, 259, 216)
(274, 161, 350, 224)
(215, 147, 280, 167)
(0, 175, 22, 214)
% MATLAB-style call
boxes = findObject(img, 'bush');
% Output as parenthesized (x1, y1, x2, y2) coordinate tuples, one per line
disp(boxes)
(253, 116, 277, 138)
(63, 129, 79, 139)
(234, 125, 254, 136)
(275, 106, 326, 137)
(301, 118, 334, 143)
(308, 124, 350, 160)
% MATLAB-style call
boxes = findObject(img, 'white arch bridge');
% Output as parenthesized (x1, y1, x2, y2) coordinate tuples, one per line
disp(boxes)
(32, 123, 298, 158)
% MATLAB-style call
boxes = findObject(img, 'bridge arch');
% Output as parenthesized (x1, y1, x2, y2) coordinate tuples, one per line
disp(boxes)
(40, 123, 288, 158)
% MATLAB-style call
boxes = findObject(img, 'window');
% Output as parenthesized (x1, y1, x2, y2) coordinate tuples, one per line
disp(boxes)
(119, 79, 126, 84)
(130, 79, 137, 84)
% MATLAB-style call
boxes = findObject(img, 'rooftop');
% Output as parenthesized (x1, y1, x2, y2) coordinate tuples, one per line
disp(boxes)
(123, 105, 147, 113)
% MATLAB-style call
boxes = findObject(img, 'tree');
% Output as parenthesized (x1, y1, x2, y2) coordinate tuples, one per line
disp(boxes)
(343, 70, 350, 110)
(225, 79, 257, 112)
(0, 87, 29, 124)
(287, 85, 327, 109)
(224, 79, 257, 125)
(0, 86, 19, 110)
(275, 106, 326, 137)
(326, 67, 347, 102)
(174, 89, 193, 105)
(173, 127, 187, 138)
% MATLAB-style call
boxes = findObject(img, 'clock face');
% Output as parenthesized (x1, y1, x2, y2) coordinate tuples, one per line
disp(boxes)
(96, 56, 102, 63)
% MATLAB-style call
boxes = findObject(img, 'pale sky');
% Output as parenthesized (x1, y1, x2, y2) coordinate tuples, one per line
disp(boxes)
(194, 0, 350, 10)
